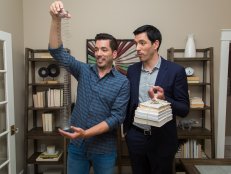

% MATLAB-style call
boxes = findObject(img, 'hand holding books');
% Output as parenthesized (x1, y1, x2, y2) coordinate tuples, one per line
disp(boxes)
(134, 85, 172, 127)
(134, 99, 172, 127)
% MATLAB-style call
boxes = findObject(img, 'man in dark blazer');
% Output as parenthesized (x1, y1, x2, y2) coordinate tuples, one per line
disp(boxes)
(123, 25, 190, 174)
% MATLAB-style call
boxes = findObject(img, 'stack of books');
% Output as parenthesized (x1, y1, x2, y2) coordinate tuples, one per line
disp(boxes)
(36, 151, 63, 162)
(134, 99, 172, 127)
(35, 52, 53, 59)
(33, 88, 63, 108)
(190, 97, 204, 108)
(187, 76, 200, 83)
(176, 139, 205, 158)
(42, 113, 55, 132)
(33, 91, 46, 107)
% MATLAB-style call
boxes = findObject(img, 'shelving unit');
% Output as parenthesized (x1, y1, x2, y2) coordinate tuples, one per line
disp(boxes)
(24, 48, 71, 174)
(167, 47, 215, 159)
(117, 128, 131, 174)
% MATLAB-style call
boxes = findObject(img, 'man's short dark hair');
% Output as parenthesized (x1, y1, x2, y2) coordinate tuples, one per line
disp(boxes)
(95, 33, 118, 52)
(133, 25, 162, 51)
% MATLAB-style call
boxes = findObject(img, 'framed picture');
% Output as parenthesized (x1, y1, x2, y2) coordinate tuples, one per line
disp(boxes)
(86, 39, 140, 75)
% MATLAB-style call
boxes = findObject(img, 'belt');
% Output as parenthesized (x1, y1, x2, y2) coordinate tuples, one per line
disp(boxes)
(132, 125, 152, 136)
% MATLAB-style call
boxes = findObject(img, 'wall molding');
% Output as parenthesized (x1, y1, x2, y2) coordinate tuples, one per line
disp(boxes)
(217, 29, 231, 157)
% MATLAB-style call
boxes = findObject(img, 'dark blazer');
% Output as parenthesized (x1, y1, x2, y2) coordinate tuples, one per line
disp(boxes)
(123, 57, 190, 156)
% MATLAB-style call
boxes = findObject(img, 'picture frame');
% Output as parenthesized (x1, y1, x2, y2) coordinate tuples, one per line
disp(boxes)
(86, 39, 140, 75)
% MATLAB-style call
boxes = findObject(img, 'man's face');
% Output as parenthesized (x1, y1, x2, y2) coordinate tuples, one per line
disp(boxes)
(134, 32, 159, 62)
(94, 40, 117, 70)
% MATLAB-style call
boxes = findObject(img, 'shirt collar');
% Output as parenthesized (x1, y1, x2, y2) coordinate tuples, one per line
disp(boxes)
(90, 64, 116, 77)
(141, 56, 161, 72)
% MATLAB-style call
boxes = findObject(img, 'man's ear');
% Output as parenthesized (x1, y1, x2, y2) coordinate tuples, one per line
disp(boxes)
(153, 40, 160, 50)
(112, 50, 118, 60)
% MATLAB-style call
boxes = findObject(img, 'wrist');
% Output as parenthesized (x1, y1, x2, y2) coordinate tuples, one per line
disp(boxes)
(82, 130, 87, 139)
(51, 14, 61, 22)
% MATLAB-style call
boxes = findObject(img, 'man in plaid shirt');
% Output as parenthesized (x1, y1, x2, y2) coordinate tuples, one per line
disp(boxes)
(49, 1, 130, 174)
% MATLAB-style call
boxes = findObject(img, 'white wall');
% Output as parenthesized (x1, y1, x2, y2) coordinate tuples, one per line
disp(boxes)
(0, 0, 24, 173)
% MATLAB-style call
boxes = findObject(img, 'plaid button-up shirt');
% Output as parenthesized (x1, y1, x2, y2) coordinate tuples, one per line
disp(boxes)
(49, 45, 130, 153)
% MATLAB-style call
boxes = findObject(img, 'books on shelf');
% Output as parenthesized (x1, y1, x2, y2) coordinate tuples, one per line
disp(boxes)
(175, 139, 207, 159)
(38, 80, 59, 84)
(47, 88, 63, 107)
(134, 99, 172, 127)
(35, 52, 53, 59)
(187, 76, 200, 83)
(190, 97, 204, 108)
(36, 151, 63, 161)
(33, 91, 46, 108)
(42, 113, 55, 132)
(33, 88, 63, 108)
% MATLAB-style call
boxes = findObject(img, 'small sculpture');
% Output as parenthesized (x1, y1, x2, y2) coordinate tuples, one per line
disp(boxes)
(178, 119, 199, 131)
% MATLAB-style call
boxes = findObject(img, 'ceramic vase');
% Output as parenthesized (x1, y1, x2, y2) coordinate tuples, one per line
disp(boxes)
(184, 34, 196, 57)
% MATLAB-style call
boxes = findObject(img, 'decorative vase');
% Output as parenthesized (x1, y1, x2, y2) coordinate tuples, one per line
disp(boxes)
(184, 34, 196, 57)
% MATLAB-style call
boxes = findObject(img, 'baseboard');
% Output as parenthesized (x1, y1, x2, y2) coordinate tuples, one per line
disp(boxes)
(225, 136, 231, 145)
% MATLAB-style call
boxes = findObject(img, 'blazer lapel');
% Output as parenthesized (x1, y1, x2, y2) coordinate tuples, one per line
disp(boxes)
(132, 62, 142, 104)
(155, 57, 168, 86)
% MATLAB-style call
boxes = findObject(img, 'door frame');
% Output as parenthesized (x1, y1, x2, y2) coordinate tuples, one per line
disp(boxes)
(0, 31, 16, 174)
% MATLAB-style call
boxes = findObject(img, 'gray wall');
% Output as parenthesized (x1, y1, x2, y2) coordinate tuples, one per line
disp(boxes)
(0, 0, 24, 173)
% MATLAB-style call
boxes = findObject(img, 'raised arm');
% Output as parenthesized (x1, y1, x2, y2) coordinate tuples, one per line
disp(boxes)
(49, 1, 71, 49)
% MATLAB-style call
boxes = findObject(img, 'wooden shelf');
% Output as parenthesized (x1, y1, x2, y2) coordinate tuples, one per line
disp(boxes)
(27, 106, 65, 110)
(27, 127, 63, 139)
(177, 127, 212, 139)
(27, 152, 64, 164)
(171, 57, 212, 62)
(188, 82, 211, 86)
(190, 105, 211, 110)
(27, 58, 56, 62)
(167, 47, 215, 159)
(24, 48, 71, 174)
(117, 128, 131, 172)
(28, 83, 64, 86)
